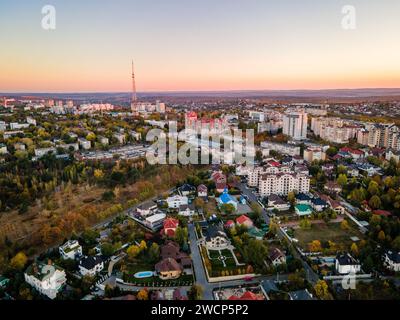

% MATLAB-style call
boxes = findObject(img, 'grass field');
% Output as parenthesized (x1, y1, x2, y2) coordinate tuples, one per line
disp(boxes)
(293, 221, 364, 253)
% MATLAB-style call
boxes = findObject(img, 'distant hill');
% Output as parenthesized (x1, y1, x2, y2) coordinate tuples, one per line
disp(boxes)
(2, 88, 400, 103)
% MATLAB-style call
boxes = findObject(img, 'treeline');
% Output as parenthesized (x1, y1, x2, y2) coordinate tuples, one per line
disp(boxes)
(0, 153, 170, 213)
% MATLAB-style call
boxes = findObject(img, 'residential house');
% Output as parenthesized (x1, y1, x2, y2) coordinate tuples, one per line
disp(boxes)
(145, 213, 166, 231)
(217, 188, 238, 210)
(166, 195, 189, 209)
(99, 136, 109, 145)
(216, 182, 227, 193)
(197, 184, 208, 197)
(204, 226, 230, 250)
(24, 261, 67, 300)
(178, 204, 196, 217)
(228, 291, 265, 301)
(296, 193, 312, 205)
(160, 241, 192, 269)
(224, 220, 235, 229)
(78, 137, 91, 150)
(383, 250, 400, 272)
(173, 288, 188, 300)
(137, 201, 158, 217)
(162, 218, 180, 237)
(130, 131, 141, 141)
(179, 184, 196, 196)
(59, 240, 82, 260)
(211, 171, 227, 184)
(155, 258, 183, 280)
(113, 133, 126, 144)
(269, 248, 286, 267)
(236, 215, 254, 228)
(335, 253, 361, 274)
(79, 256, 104, 276)
(268, 194, 290, 211)
(311, 198, 329, 212)
(324, 181, 342, 194)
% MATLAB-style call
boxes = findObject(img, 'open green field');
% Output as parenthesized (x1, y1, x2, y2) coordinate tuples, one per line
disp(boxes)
(293, 221, 364, 253)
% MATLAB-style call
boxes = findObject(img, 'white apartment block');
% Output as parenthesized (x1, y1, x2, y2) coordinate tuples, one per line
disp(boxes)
(303, 147, 326, 162)
(311, 117, 359, 144)
(259, 173, 310, 197)
(359, 123, 399, 150)
(260, 141, 301, 157)
(10, 122, 30, 130)
(249, 110, 265, 122)
(34, 147, 56, 157)
(258, 120, 283, 134)
(24, 262, 67, 300)
(283, 110, 308, 140)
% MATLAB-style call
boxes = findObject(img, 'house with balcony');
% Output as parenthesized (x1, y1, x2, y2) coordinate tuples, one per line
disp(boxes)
(59, 240, 82, 260)
(24, 261, 67, 300)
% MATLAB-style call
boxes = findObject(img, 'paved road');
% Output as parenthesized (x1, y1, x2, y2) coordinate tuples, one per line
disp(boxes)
(188, 223, 214, 299)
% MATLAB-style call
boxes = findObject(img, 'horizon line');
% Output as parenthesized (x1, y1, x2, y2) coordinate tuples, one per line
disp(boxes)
(2, 87, 400, 95)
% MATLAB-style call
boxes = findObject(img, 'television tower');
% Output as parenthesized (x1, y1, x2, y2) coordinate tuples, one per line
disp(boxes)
(131, 60, 137, 103)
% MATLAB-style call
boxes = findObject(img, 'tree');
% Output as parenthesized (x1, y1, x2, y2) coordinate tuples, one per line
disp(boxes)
(367, 181, 380, 196)
(194, 197, 205, 210)
(326, 147, 338, 157)
(188, 285, 203, 300)
(127, 245, 141, 259)
(392, 236, 400, 251)
(243, 239, 268, 269)
(287, 192, 296, 205)
(10, 252, 28, 270)
(308, 240, 322, 252)
(220, 203, 235, 215)
(299, 219, 312, 230)
(250, 201, 262, 216)
(175, 227, 188, 246)
(94, 169, 104, 180)
(369, 195, 382, 210)
(337, 174, 348, 187)
(314, 280, 331, 300)
(101, 242, 115, 257)
(137, 289, 149, 300)
(341, 219, 350, 230)
(351, 243, 359, 257)
(378, 230, 386, 242)
(147, 243, 160, 263)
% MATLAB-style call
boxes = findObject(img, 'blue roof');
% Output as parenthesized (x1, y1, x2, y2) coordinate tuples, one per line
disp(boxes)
(312, 198, 328, 206)
(296, 193, 311, 201)
(219, 192, 237, 204)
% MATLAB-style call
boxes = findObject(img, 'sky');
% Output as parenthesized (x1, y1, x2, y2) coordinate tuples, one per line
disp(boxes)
(0, 0, 400, 93)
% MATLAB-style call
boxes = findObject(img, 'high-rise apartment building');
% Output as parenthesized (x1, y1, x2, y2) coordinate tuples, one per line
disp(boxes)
(283, 110, 308, 140)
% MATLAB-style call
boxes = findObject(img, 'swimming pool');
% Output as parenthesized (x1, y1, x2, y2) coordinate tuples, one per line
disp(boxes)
(134, 271, 154, 279)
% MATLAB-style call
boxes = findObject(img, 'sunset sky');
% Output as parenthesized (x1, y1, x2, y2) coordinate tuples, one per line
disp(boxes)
(1, 0, 400, 92)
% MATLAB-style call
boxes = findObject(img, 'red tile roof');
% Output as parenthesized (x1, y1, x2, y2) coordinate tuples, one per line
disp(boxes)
(228, 291, 263, 300)
(373, 210, 392, 217)
(236, 215, 252, 225)
(164, 218, 179, 229)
